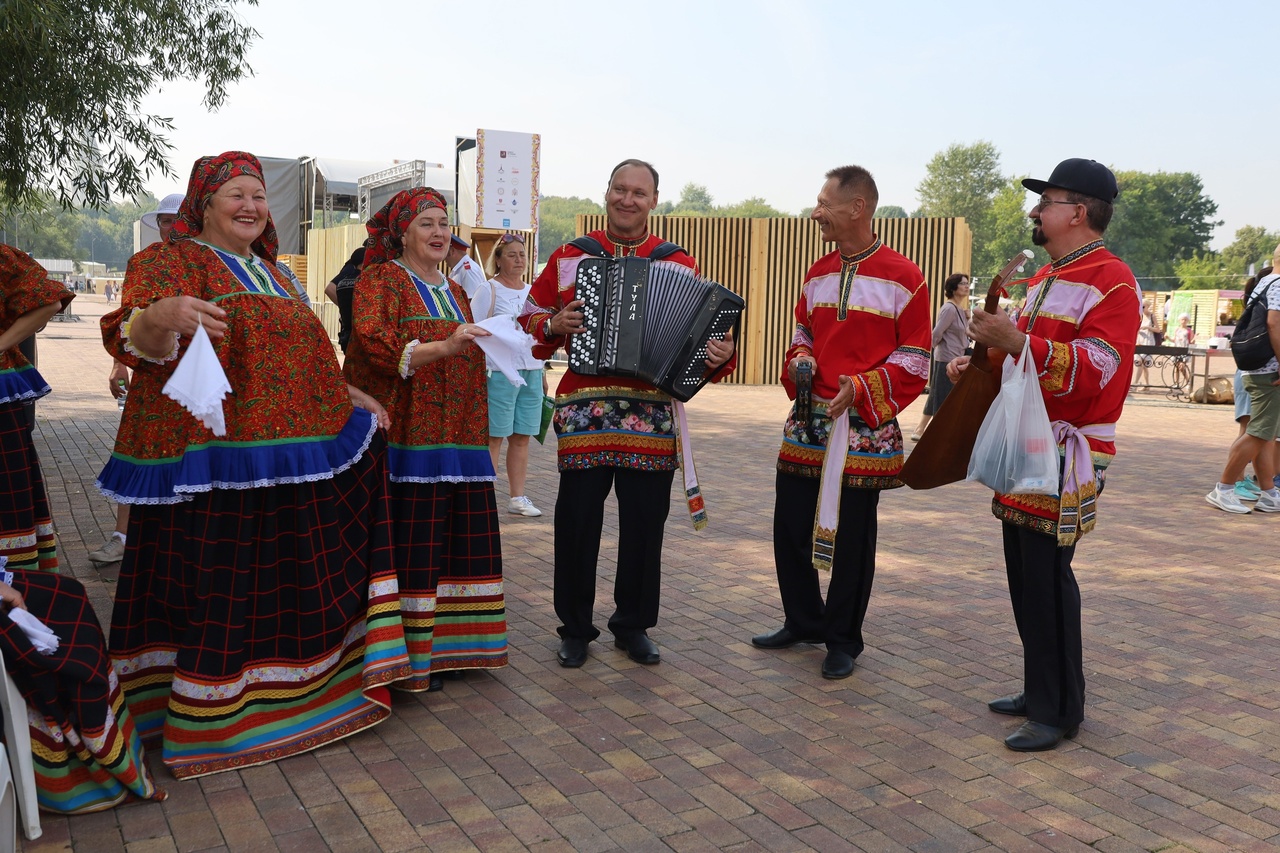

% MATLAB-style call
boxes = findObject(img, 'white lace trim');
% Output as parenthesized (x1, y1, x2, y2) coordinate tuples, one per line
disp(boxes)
(389, 474, 496, 484)
(887, 349, 931, 379)
(400, 340, 420, 379)
(120, 307, 180, 364)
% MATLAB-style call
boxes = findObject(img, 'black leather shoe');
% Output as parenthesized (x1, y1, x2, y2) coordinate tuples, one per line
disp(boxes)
(557, 637, 589, 668)
(751, 626, 822, 649)
(987, 692, 1027, 716)
(1004, 721, 1079, 752)
(821, 650, 855, 679)
(426, 673, 443, 692)
(614, 633, 660, 665)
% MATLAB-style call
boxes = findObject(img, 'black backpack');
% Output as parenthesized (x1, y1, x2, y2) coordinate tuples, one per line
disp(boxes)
(1232, 280, 1275, 370)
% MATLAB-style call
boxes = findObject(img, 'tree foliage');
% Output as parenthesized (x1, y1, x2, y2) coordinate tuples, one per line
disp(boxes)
(0, 0, 258, 211)
(2, 193, 157, 268)
(1219, 225, 1280, 275)
(874, 205, 908, 219)
(537, 195, 603, 260)
(1104, 171, 1220, 282)
(915, 141, 1019, 280)
(1172, 253, 1237, 291)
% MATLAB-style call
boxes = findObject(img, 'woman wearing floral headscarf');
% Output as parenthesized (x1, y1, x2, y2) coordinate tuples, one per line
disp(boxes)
(97, 152, 410, 780)
(346, 188, 508, 692)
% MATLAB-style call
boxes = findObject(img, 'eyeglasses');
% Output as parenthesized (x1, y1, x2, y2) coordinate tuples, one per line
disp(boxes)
(1036, 196, 1080, 210)
(497, 233, 525, 244)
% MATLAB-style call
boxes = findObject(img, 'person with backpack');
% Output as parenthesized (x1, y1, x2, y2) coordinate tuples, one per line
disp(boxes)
(1206, 246, 1280, 513)
(519, 159, 736, 669)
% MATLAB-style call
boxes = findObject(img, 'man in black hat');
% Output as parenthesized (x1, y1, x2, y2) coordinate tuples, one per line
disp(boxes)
(948, 158, 1140, 751)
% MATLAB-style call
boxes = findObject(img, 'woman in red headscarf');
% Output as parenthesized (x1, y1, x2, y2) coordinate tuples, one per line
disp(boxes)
(345, 188, 508, 692)
(97, 152, 411, 779)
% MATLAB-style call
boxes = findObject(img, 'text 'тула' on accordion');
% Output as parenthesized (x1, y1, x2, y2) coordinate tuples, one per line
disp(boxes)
(567, 257, 745, 402)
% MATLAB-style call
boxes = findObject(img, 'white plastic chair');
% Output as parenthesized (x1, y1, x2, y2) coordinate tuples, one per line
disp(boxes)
(0, 648, 41, 841)
(0, 746, 15, 853)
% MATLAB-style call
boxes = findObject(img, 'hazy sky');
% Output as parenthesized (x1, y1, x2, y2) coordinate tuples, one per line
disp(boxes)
(143, 0, 1275, 249)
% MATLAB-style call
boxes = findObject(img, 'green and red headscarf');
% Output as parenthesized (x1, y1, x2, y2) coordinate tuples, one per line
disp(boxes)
(171, 152, 279, 263)
(362, 188, 448, 267)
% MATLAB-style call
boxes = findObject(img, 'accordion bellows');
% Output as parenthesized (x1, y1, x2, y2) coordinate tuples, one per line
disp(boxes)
(568, 257, 744, 402)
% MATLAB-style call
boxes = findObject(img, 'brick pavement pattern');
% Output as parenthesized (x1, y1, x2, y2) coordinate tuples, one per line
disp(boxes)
(19, 295, 1280, 852)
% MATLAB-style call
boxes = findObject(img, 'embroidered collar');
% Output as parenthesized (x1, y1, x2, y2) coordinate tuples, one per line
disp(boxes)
(1051, 240, 1105, 270)
(839, 236, 882, 266)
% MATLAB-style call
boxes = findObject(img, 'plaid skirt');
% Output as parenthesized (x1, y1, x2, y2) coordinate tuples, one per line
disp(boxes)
(0, 401, 56, 571)
(0, 572, 163, 812)
(390, 480, 507, 690)
(108, 435, 412, 779)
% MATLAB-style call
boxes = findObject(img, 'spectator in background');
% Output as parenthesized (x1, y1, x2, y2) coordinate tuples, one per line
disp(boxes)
(472, 233, 546, 518)
(92, 192, 184, 568)
(447, 232, 487, 298)
(912, 272, 970, 440)
(324, 246, 365, 353)
(1206, 252, 1280, 514)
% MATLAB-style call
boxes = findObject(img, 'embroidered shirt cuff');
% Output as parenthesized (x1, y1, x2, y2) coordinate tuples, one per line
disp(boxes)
(400, 339, 420, 379)
(121, 307, 180, 363)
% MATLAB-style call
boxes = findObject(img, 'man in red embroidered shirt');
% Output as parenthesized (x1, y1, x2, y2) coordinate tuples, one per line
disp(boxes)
(752, 165, 931, 681)
(950, 158, 1140, 751)
(519, 159, 735, 669)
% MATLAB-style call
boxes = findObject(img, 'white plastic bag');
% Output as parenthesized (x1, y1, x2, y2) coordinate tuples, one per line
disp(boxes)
(965, 338, 1058, 495)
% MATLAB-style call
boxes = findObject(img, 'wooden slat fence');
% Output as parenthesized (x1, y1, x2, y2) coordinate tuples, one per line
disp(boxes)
(578, 214, 972, 386)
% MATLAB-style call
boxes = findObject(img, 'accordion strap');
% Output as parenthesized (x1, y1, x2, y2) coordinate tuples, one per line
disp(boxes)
(568, 235, 685, 261)
(673, 400, 708, 531)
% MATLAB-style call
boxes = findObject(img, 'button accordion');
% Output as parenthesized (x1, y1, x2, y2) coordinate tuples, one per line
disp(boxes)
(567, 256, 744, 402)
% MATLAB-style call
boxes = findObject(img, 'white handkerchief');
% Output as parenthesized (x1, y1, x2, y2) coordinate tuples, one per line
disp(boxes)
(163, 321, 232, 436)
(9, 608, 59, 655)
(474, 316, 534, 387)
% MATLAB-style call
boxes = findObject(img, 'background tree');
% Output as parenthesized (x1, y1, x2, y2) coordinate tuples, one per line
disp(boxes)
(1105, 171, 1220, 286)
(981, 177, 1046, 296)
(0, 0, 258, 211)
(915, 141, 1008, 280)
(537, 195, 603, 259)
(716, 197, 786, 218)
(874, 205, 908, 219)
(665, 183, 716, 216)
(1219, 225, 1280, 275)
(1173, 253, 1236, 291)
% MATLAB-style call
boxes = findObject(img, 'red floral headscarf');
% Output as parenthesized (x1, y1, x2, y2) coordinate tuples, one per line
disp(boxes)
(362, 187, 448, 267)
(170, 152, 279, 263)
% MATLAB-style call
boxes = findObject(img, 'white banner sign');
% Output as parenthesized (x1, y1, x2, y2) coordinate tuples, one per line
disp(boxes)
(475, 129, 540, 231)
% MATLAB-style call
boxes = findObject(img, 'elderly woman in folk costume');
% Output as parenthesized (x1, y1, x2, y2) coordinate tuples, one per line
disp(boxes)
(345, 188, 508, 693)
(97, 151, 410, 780)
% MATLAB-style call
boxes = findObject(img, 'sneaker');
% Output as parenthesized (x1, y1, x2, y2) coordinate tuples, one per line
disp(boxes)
(1206, 487, 1252, 514)
(508, 496, 543, 517)
(1254, 492, 1280, 513)
(1234, 479, 1262, 500)
(88, 535, 126, 564)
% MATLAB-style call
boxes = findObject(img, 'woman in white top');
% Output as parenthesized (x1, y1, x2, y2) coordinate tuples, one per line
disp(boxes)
(471, 234, 547, 517)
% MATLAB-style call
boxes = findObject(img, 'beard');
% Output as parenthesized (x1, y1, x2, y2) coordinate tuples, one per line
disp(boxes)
(1031, 224, 1048, 246)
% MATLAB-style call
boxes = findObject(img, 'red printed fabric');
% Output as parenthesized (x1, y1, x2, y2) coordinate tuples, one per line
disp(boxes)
(100, 239, 353, 476)
(518, 230, 737, 471)
(170, 152, 279, 263)
(989, 242, 1141, 535)
(344, 260, 491, 471)
(0, 243, 74, 376)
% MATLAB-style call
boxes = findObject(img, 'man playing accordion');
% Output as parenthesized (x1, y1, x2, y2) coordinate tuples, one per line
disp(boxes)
(519, 159, 735, 669)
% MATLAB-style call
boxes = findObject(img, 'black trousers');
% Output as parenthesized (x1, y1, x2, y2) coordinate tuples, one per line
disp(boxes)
(1001, 522, 1084, 728)
(772, 472, 880, 656)
(554, 466, 675, 641)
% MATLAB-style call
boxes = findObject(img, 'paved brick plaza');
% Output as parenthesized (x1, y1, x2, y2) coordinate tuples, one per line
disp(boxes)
(20, 294, 1280, 852)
